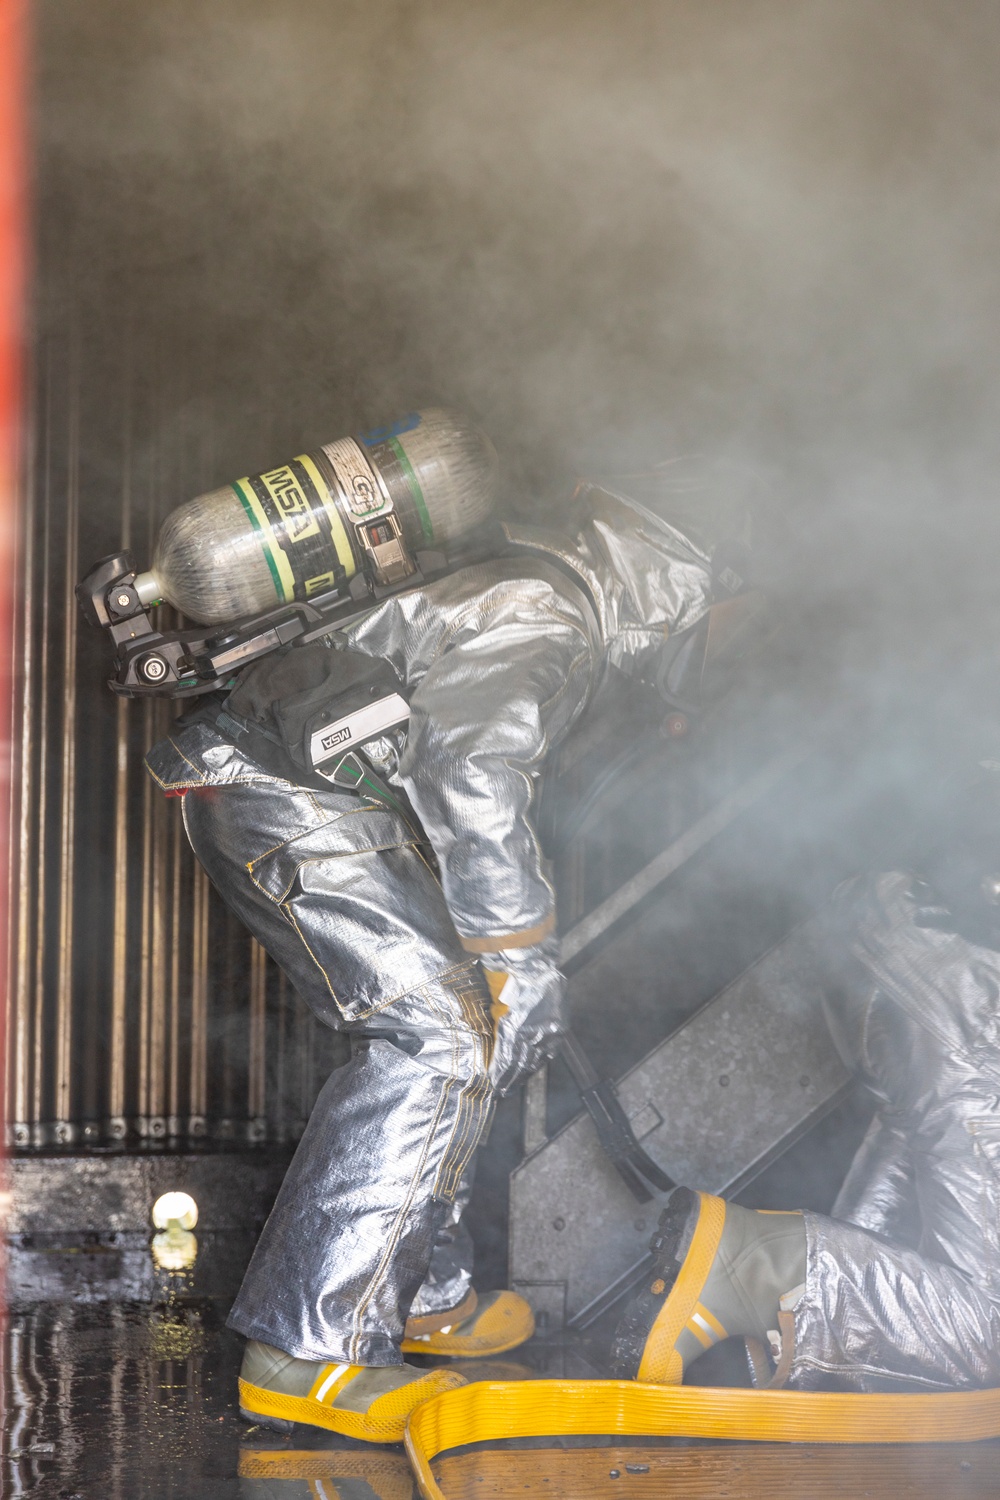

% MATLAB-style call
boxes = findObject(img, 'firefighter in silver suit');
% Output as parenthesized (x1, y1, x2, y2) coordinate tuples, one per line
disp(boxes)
(146, 482, 726, 1439)
(614, 780, 1000, 1393)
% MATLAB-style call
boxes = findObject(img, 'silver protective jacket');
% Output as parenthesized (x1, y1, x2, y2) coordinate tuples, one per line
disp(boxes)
(145, 495, 715, 1363)
(343, 491, 714, 952)
(790, 872, 1000, 1391)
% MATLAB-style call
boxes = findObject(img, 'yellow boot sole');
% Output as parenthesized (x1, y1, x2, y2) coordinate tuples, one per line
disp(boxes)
(401, 1290, 535, 1358)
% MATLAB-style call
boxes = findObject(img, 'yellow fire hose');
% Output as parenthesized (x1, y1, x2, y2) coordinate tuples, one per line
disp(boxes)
(404, 1379, 1000, 1500)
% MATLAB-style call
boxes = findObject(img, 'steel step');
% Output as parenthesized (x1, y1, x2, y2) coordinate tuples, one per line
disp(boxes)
(510, 917, 848, 1329)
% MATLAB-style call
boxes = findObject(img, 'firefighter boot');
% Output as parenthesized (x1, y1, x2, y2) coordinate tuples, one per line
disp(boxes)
(238, 1340, 465, 1442)
(401, 1289, 535, 1356)
(611, 1187, 806, 1384)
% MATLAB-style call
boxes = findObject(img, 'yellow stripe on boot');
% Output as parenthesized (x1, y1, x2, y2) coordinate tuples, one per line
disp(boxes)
(639, 1194, 727, 1383)
(611, 1186, 806, 1386)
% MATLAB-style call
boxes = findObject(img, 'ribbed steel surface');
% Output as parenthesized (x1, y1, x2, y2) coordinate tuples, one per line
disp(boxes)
(6, 330, 344, 1149)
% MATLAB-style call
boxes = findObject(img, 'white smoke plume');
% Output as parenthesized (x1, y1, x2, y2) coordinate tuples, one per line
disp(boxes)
(35, 0, 1000, 660)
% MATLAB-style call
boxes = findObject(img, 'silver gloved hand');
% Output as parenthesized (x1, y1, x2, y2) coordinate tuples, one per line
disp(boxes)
(479, 938, 566, 1097)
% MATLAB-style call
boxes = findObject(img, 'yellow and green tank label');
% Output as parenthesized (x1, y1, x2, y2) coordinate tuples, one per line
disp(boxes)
(231, 454, 357, 604)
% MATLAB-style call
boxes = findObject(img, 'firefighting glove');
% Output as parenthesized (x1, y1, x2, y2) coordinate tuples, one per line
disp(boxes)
(480, 938, 566, 1097)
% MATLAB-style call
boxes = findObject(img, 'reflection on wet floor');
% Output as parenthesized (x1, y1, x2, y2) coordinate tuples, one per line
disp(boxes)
(430, 1442, 1000, 1499)
(3, 1293, 1000, 1499)
(3, 1300, 249, 1499)
(239, 1445, 416, 1499)
(0, 1291, 594, 1500)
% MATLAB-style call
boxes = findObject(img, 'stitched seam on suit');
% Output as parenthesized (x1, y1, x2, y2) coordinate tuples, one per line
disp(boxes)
(344, 966, 481, 1023)
(280, 902, 456, 1024)
(445, 1073, 492, 1198)
(433, 979, 493, 1199)
(148, 768, 285, 792)
(969, 1119, 1000, 1282)
(248, 819, 349, 867)
(180, 791, 195, 850)
(500, 528, 606, 633)
(156, 736, 208, 783)
(248, 840, 422, 904)
(282, 907, 477, 1021)
(436, 1077, 484, 1201)
(429, 983, 483, 1199)
(251, 840, 425, 894)
(422, 985, 464, 1199)
(348, 1050, 455, 1362)
(534, 646, 593, 730)
(350, 969, 492, 1345)
(149, 737, 297, 792)
(436, 1048, 491, 1198)
(502, 760, 558, 922)
(860, 987, 880, 1078)
(277, 912, 479, 1022)
(451, 1047, 495, 1193)
(281, 904, 340, 1005)
(791, 1352, 962, 1390)
(146, 763, 197, 792)
(442, 1086, 488, 1199)
(246, 803, 387, 869)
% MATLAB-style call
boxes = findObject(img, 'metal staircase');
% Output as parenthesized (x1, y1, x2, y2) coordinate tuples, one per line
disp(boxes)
(505, 646, 930, 1333)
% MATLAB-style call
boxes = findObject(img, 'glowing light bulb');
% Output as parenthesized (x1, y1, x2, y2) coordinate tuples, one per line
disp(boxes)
(151, 1191, 199, 1230)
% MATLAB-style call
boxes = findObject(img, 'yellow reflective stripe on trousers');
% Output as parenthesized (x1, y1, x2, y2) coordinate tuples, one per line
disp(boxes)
(404, 1380, 1000, 1500)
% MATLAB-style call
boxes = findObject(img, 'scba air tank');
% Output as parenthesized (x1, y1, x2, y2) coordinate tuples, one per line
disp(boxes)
(133, 408, 499, 625)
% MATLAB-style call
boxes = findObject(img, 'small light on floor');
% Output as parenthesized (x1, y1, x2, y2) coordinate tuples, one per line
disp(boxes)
(151, 1192, 199, 1271)
(151, 1191, 198, 1230)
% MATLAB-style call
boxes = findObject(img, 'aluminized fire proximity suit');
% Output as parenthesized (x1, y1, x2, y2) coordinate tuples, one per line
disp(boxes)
(789, 871, 1000, 1390)
(145, 492, 717, 1366)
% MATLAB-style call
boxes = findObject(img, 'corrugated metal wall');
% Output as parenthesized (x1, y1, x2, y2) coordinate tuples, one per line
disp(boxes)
(6, 325, 344, 1149)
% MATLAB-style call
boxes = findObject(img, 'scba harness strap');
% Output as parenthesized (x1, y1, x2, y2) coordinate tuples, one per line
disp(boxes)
(404, 1379, 1000, 1499)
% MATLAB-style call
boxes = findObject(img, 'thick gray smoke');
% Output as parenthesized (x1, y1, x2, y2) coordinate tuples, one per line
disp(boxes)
(37, 0, 1000, 676)
(26, 3, 1000, 1416)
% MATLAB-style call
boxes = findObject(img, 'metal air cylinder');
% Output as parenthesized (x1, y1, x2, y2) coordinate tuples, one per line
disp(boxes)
(134, 408, 498, 624)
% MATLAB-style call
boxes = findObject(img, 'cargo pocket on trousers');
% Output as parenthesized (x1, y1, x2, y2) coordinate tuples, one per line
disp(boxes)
(245, 804, 446, 1024)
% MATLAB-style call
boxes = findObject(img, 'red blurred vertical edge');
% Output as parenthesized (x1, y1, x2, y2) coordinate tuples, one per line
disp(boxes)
(0, 0, 27, 1320)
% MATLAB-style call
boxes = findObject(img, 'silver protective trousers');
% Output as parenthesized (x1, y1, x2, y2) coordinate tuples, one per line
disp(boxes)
(182, 774, 494, 1367)
(789, 873, 1000, 1391)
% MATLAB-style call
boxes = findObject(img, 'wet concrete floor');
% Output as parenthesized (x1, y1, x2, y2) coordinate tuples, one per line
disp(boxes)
(4, 1288, 999, 1500)
(2, 1292, 599, 1499)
